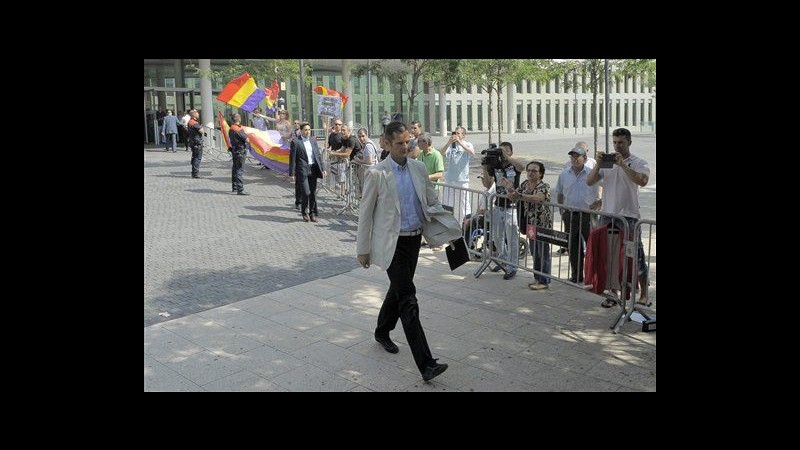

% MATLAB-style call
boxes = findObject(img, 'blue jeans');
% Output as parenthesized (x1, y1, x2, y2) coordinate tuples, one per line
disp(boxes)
(530, 239, 551, 285)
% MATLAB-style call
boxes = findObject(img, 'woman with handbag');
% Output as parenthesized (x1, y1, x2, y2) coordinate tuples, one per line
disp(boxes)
(508, 161, 552, 290)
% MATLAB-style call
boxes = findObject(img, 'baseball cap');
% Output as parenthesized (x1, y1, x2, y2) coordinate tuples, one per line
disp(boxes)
(568, 146, 586, 156)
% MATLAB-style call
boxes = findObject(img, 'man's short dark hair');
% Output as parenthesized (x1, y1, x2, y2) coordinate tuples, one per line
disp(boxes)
(612, 128, 632, 141)
(384, 121, 407, 140)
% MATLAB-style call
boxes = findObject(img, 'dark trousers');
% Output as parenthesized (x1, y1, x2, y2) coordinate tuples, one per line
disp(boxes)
(190, 144, 203, 176)
(298, 170, 319, 215)
(376, 234, 435, 374)
(231, 151, 245, 192)
(564, 211, 591, 281)
(164, 133, 177, 152)
(294, 181, 302, 207)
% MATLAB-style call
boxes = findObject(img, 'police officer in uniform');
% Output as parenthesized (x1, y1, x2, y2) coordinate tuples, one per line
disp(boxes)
(229, 113, 250, 195)
(187, 109, 204, 178)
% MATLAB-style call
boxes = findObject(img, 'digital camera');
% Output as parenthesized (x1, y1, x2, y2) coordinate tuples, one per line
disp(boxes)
(599, 152, 616, 168)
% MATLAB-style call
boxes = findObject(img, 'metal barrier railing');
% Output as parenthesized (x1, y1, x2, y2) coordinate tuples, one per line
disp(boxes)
(611, 218, 656, 333)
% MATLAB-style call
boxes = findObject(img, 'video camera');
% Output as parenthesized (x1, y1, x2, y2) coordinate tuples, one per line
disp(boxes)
(481, 143, 503, 169)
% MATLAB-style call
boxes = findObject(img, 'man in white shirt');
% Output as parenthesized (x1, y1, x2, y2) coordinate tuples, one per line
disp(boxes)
(587, 128, 651, 306)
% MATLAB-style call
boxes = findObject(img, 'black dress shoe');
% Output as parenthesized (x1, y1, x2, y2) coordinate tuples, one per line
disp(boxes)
(236, 190, 250, 195)
(302, 214, 310, 222)
(502, 269, 517, 280)
(309, 214, 318, 222)
(192, 175, 201, 178)
(374, 334, 399, 353)
(422, 360, 448, 381)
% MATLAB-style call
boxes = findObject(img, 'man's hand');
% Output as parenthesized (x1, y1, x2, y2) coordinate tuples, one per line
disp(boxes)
(357, 254, 370, 268)
(590, 198, 602, 210)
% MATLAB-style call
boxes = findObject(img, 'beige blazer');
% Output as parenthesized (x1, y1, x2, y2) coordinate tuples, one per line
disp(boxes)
(357, 157, 462, 270)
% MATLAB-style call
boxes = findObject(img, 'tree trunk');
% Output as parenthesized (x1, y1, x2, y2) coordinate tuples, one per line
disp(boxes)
(497, 86, 503, 144)
(487, 87, 494, 145)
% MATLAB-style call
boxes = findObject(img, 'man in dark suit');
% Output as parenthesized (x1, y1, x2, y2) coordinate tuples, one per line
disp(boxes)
(289, 122, 327, 222)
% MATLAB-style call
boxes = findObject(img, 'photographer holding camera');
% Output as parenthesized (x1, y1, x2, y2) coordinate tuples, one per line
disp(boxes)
(482, 142, 525, 280)
(441, 126, 475, 224)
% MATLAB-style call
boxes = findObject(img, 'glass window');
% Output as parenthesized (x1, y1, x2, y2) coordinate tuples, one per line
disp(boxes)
(536, 101, 542, 129)
(616, 100, 621, 127)
(456, 100, 462, 128)
(467, 101, 473, 131)
(555, 101, 560, 128)
(573, 102, 578, 128)
(640, 101, 645, 125)
(446, 101, 452, 130)
(536, 81, 541, 93)
(477, 100, 483, 130)
(554, 77, 560, 94)
(632, 100, 637, 126)
(545, 80, 550, 94)
(546, 100, 551, 129)
(527, 101, 533, 130)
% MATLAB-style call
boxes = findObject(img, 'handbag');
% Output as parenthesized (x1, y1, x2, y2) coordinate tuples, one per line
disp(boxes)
(526, 224, 537, 240)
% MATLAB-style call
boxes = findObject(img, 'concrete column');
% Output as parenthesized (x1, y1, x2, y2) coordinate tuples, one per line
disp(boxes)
(199, 59, 213, 127)
(506, 82, 515, 135)
(449, 97, 457, 132)
(174, 59, 185, 114)
(426, 82, 436, 133)
(652, 94, 656, 133)
(342, 59, 353, 127)
(471, 95, 479, 132)
(438, 83, 447, 136)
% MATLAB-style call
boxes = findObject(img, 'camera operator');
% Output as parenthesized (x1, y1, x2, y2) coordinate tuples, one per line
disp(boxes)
(482, 142, 525, 280)
(441, 126, 475, 224)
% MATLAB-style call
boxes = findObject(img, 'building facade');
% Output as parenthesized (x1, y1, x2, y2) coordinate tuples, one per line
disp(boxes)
(144, 59, 656, 144)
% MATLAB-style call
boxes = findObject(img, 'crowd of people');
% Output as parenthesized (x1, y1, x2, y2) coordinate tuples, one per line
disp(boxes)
(164, 108, 651, 382)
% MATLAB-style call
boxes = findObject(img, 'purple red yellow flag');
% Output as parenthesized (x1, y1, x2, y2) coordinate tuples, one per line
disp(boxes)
(216, 72, 266, 113)
(217, 111, 232, 150)
(264, 80, 280, 109)
(241, 126, 291, 173)
(313, 85, 349, 108)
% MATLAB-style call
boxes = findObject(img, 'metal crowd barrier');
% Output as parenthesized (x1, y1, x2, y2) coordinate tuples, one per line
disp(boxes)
(611, 218, 656, 333)
(460, 187, 656, 332)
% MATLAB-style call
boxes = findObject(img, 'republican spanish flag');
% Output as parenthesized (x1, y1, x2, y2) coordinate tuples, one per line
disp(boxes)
(313, 85, 349, 108)
(216, 72, 266, 113)
(217, 111, 232, 150)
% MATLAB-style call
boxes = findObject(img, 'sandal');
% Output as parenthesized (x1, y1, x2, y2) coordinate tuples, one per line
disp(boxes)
(601, 298, 616, 308)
